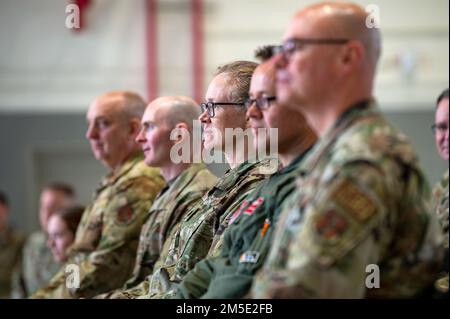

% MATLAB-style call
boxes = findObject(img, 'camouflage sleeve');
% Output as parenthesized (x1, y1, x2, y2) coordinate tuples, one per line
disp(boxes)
(32, 178, 160, 299)
(251, 163, 405, 298)
(173, 186, 261, 283)
(104, 193, 205, 300)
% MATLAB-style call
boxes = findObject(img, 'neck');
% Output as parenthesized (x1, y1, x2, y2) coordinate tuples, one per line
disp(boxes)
(279, 131, 317, 167)
(306, 93, 372, 137)
(109, 147, 140, 175)
(160, 162, 191, 182)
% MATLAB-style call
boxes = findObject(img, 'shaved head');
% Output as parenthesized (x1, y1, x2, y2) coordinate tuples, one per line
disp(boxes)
(92, 91, 147, 122)
(292, 2, 381, 71)
(147, 96, 201, 131)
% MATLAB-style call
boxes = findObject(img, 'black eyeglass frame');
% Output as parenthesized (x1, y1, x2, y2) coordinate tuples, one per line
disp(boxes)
(273, 38, 350, 59)
(244, 96, 277, 110)
(200, 101, 245, 118)
(431, 123, 449, 135)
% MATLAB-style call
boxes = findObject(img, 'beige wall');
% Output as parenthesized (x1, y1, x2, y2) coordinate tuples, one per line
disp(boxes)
(0, 0, 448, 112)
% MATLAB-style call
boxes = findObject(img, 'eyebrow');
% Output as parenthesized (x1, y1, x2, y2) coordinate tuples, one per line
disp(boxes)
(141, 120, 156, 127)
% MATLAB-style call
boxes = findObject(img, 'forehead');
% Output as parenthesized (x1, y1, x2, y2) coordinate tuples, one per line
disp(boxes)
(436, 99, 449, 120)
(47, 214, 65, 229)
(205, 73, 232, 101)
(142, 102, 169, 123)
(283, 12, 328, 41)
(87, 96, 122, 120)
(250, 66, 275, 94)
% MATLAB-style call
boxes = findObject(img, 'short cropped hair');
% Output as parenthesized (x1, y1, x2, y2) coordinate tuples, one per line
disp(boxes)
(214, 61, 258, 104)
(436, 88, 449, 107)
(44, 182, 75, 199)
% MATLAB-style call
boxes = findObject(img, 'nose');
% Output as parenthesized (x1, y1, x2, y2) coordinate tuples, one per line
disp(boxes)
(135, 127, 146, 144)
(85, 124, 98, 140)
(199, 109, 211, 123)
(246, 101, 262, 120)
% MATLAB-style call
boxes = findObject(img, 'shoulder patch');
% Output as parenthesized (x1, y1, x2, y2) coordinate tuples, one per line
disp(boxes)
(315, 209, 348, 244)
(116, 204, 134, 225)
(332, 179, 376, 222)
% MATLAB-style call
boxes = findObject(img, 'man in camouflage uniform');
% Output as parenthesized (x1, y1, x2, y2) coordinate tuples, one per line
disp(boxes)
(95, 96, 218, 298)
(172, 58, 317, 299)
(432, 88, 449, 296)
(251, 2, 443, 298)
(11, 183, 74, 298)
(112, 61, 272, 299)
(31, 91, 165, 298)
(0, 192, 25, 298)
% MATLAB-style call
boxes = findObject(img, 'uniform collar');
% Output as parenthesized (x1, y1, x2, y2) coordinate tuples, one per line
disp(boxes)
(300, 99, 379, 175)
(96, 152, 144, 192)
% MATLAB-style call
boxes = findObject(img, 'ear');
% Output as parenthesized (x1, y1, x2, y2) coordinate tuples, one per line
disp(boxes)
(339, 41, 364, 72)
(129, 118, 142, 137)
(174, 122, 189, 142)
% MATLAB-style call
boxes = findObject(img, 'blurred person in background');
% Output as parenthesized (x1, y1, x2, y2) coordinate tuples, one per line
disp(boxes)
(431, 88, 449, 297)
(0, 191, 25, 298)
(11, 183, 74, 298)
(47, 205, 84, 263)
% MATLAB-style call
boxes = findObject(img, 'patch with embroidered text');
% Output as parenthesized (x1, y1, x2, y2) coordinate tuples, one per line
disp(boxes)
(333, 179, 376, 221)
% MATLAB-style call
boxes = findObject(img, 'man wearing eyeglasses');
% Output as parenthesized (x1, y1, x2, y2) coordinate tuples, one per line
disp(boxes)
(164, 52, 317, 299)
(251, 2, 443, 298)
(432, 88, 449, 297)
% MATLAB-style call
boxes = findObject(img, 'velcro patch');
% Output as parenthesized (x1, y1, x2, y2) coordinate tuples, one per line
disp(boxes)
(315, 210, 348, 244)
(116, 204, 134, 225)
(239, 251, 260, 264)
(243, 197, 265, 216)
(333, 179, 376, 221)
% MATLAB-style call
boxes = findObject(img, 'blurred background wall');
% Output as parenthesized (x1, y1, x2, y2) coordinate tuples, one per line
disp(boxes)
(0, 0, 448, 233)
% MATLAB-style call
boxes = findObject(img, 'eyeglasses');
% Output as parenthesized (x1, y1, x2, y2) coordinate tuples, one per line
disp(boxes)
(431, 123, 449, 135)
(200, 101, 245, 118)
(244, 96, 277, 110)
(273, 38, 350, 60)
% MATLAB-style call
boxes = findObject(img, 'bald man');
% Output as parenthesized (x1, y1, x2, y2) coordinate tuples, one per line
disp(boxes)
(252, 2, 443, 298)
(32, 91, 165, 298)
(96, 96, 218, 299)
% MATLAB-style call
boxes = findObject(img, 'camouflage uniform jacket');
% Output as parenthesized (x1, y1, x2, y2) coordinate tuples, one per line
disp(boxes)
(98, 163, 217, 298)
(175, 153, 310, 299)
(252, 101, 443, 299)
(433, 170, 449, 294)
(139, 159, 274, 299)
(0, 227, 25, 298)
(31, 153, 165, 298)
(11, 231, 61, 298)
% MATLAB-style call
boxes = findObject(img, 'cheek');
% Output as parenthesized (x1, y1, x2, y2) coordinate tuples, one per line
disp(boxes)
(58, 235, 72, 251)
